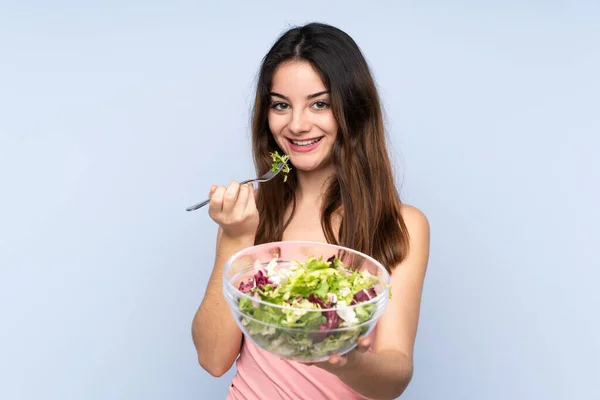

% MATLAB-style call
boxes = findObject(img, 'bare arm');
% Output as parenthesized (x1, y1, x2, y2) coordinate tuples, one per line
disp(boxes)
(317, 205, 430, 399)
(191, 182, 259, 377)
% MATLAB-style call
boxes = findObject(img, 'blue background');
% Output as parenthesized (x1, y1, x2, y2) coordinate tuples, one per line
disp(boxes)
(1, 1, 598, 399)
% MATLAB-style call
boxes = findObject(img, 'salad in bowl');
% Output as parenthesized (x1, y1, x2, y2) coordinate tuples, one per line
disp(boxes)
(223, 241, 390, 362)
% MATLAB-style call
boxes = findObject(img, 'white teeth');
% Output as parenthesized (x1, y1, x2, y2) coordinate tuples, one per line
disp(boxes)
(291, 137, 322, 146)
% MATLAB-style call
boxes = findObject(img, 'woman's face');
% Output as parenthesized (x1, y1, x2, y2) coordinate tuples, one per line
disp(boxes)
(268, 60, 338, 172)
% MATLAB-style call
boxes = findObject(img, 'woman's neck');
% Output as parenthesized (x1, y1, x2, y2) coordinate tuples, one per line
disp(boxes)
(294, 165, 336, 206)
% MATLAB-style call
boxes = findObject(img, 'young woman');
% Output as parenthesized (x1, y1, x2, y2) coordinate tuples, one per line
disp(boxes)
(192, 22, 430, 400)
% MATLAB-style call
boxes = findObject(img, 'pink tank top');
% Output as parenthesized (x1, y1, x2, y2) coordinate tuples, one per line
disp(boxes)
(226, 332, 376, 400)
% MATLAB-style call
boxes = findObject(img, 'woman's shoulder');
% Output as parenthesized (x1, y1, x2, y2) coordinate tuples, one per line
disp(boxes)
(399, 203, 430, 233)
(391, 203, 430, 275)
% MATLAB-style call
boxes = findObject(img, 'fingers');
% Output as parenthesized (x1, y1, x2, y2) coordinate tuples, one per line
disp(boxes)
(208, 185, 226, 215)
(207, 181, 259, 239)
(356, 336, 371, 353)
(207, 185, 216, 198)
(328, 354, 347, 367)
(236, 183, 250, 214)
(245, 183, 257, 214)
(322, 337, 370, 368)
(208, 182, 256, 218)
(222, 182, 241, 214)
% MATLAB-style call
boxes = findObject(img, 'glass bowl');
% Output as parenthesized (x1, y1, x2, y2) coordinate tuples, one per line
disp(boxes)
(223, 241, 390, 363)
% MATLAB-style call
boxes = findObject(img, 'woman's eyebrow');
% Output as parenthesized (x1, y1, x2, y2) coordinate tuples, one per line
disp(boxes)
(307, 90, 329, 99)
(269, 90, 330, 101)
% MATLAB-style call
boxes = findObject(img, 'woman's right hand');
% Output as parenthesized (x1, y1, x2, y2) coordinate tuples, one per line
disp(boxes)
(207, 181, 259, 240)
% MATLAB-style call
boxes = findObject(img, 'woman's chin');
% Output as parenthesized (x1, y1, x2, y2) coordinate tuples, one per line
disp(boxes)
(289, 160, 331, 174)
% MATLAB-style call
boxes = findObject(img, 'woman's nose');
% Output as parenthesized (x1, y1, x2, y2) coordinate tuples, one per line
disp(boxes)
(288, 109, 311, 135)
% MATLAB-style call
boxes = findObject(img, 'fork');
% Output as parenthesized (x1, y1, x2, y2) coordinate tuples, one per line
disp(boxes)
(185, 161, 289, 212)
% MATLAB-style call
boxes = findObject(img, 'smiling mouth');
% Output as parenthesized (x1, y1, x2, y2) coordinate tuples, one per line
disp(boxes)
(288, 137, 324, 146)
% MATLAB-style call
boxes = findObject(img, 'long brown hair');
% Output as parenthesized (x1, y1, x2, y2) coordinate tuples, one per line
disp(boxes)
(251, 23, 409, 273)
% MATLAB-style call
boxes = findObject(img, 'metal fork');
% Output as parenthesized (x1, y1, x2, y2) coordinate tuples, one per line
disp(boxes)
(185, 161, 289, 212)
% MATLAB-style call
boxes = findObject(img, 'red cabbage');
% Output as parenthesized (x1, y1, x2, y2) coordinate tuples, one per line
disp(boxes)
(254, 270, 271, 290)
(238, 278, 255, 294)
(308, 293, 327, 308)
(308, 293, 340, 333)
(238, 270, 277, 294)
(350, 287, 378, 305)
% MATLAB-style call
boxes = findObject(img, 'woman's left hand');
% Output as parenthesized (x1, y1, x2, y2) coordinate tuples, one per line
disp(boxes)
(309, 336, 371, 374)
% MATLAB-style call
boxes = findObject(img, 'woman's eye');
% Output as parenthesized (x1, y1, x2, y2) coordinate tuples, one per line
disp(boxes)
(313, 101, 330, 110)
(271, 102, 289, 111)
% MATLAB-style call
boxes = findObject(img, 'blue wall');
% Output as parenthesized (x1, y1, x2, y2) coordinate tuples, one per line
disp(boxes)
(1, 1, 598, 399)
